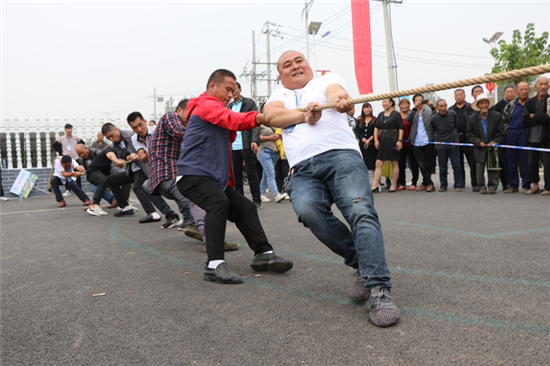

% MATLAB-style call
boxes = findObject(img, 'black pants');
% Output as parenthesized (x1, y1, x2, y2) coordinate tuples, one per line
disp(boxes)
(458, 133, 477, 188)
(232, 149, 261, 204)
(52, 177, 88, 202)
(177, 176, 272, 262)
(398, 146, 419, 186)
(87, 171, 110, 205)
(527, 143, 550, 191)
(275, 158, 290, 193)
(412, 144, 434, 186)
(108, 170, 174, 217)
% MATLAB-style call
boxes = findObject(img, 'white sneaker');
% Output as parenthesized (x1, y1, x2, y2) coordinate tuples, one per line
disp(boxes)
(266, 188, 270, 193)
(261, 195, 271, 202)
(87, 205, 108, 216)
(0, 196, 9, 201)
(63, 191, 71, 197)
(275, 193, 286, 203)
(283, 193, 290, 200)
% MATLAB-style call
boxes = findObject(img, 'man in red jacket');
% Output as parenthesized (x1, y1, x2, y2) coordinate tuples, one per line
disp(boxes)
(177, 69, 293, 284)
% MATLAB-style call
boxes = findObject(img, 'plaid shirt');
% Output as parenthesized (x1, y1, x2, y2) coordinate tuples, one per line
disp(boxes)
(148, 112, 186, 194)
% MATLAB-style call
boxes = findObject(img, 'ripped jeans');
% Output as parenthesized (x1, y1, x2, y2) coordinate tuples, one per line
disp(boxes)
(287, 149, 392, 291)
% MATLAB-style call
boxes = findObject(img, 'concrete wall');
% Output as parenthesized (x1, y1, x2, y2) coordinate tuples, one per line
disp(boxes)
(1, 168, 93, 198)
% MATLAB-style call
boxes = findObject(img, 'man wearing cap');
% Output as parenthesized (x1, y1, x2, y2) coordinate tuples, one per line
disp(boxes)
(522, 76, 550, 195)
(466, 93, 505, 194)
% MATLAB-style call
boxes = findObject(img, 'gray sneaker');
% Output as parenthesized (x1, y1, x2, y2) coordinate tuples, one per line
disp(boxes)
(348, 270, 369, 302)
(366, 286, 401, 327)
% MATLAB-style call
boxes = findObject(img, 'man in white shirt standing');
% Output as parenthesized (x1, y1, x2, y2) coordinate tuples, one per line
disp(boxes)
(264, 50, 400, 327)
(51, 155, 91, 207)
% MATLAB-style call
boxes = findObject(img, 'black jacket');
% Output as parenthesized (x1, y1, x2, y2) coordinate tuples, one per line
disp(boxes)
(227, 96, 260, 149)
(522, 94, 550, 144)
(466, 110, 504, 163)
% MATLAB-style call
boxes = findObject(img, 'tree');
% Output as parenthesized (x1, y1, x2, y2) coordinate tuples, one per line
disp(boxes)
(490, 23, 550, 85)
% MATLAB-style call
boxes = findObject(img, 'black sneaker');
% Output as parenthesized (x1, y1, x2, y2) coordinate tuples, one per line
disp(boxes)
(250, 252, 293, 272)
(161, 214, 182, 229)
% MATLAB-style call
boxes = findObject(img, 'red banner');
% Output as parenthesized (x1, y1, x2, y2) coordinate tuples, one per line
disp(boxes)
(351, 0, 373, 95)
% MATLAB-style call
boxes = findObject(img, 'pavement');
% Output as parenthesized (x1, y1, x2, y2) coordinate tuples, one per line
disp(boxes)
(1, 181, 549, 365)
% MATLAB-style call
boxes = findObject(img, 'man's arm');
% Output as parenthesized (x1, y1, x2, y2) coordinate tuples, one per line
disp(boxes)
(326, 84, 354, 114)
(163, 114, 186, 140)
(137, 149, 148, 163)
(466, 115, 483, 147)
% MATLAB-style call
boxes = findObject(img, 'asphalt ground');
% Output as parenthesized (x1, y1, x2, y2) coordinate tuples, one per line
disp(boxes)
(1, 176, 549, 365)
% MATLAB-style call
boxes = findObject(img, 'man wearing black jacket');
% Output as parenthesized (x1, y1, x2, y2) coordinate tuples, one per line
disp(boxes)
(227, 82, 262, 208)
(522, 76, 550, 195)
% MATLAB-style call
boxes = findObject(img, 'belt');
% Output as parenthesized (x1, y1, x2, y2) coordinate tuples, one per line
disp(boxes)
(382, 129, 398, 132)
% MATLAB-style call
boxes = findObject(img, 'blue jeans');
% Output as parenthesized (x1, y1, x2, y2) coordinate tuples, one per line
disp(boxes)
(287, 149, 391, 291)
(505, 129, 530, 189)
(436, 147, 464, 189)
(91, 184, 114, 204)
(258, 148, 280, 196)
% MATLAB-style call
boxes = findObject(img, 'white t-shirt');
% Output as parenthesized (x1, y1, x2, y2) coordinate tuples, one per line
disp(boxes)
(266, 72, 360, 167)
(53, 158, 79, 184)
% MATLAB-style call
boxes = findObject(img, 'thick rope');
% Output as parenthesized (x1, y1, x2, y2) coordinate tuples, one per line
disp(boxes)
(295, 64, 550, 112)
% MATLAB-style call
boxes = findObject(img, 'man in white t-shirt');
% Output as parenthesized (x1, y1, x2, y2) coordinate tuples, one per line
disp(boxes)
(51, 155, 91, 207)
(264, 50, 400, 327)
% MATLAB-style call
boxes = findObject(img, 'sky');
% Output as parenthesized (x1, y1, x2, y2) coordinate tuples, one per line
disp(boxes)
(2, 0, 549, 123)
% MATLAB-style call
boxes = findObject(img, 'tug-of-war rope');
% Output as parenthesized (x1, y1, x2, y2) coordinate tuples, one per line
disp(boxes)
(296, 64, 550, 153)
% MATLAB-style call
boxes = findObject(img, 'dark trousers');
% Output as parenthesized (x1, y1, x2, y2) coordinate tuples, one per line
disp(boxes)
(412, 144, 434, 186)
(527, 143, 550, 191)
(52, 177, 88, 202)
(476, 149, 499, 189)
(275, 158, 290, 193)
(232, 149, 261, 204)
(436, 147, 464, 189)
(0, 166, 4, 196)
(458, 133, 478, 188)
(177, 176, 272, 262)
(398, 146, 419, 186)
(87, 171, 110, 205)
(505, 129, 530, 189)
(108, 170, 174, 217)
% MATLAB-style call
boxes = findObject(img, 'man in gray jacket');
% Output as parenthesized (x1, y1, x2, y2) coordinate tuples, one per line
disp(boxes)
(407, 94, 436, 192)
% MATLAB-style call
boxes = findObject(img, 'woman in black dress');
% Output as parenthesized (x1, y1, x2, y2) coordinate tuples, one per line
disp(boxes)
(371, 98, 404, 192)
(354, 103, 377, 170)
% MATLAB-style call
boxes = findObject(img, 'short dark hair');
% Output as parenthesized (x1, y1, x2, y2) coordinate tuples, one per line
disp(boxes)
(454, 88, 465, 95)
(64, 123, 73, 129)
(206, 69, 236, 89)
(504, 86, 515, 92)
(101, 122, 117, 136)
(61, 155, 72, 164)
(516, 80, 529, 88)
(436, 99, 447, 106)
(236, 82, 241, 89)
(471, 85, 483, 95)
(176, 99, 189, 112)
(127, 111, 144, 124)
(412, 94, 423, 102)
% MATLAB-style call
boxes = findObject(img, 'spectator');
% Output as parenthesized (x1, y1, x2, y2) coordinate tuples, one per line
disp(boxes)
(522, 76, 550, 195)
(408, 95, 436, 192)
(51, 155, 91, 207)
(397, 98, 419, 191)
(466, 93, 505, 194)
(494, 86, 516, 114)
(148, 120, 157, 127)
(228, 82, 263, 209)
(354, 102, 377, 172)
(257, 125, 287, 203)
(91, 132, 110, 151)
(371, 98, 403, 192)
(431, 99, 463, 192)
(502, 81, 531, 193)
(449, 89, 478, 191)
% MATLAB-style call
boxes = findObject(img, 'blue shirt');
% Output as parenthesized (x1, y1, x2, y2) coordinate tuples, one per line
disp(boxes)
(480, 115, 489, 142)
(413, 112, 429, 147)
(232, 131, 243, 151)
(231, 99, 243, 112)
(508, 101, 525, 130)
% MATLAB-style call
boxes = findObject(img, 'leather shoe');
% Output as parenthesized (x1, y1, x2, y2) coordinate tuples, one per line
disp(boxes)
(504, 187, 518, 193)
(107, 200, 118, 209)
(181, 225, 203, 241)
(472, 186, 480, 192)
(113, 209, 135, 217)
(58, 200, 66, 208)
(203, 262, 243, 284)
(416, 185, 426, 191)
(251, 252, 293, 273)
(426, 185, 435, 192)
(541, 190, 550, 196)
(525, 188, 540, 195)
(83, 199, 92, 206)
(203, 241, 240, 252)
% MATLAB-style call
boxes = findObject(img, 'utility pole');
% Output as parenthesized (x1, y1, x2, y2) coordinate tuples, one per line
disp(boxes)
(252, 31, 257, 101)
(266, 22, 272, 96)
(304, 0, 310, 60)
(148, 88, 161, 120)
(375, 0, 402, 92)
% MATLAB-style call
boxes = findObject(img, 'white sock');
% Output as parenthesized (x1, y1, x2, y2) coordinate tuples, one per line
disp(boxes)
(207, 260, 225, 269)
(121, 205, 133, 212)
(151, 212, 161, 220)
(262, 251, 274, 255)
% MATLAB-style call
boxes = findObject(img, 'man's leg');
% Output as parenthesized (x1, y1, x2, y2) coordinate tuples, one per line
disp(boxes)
(130, 170, 159, 216)
(51, 177, 64, 202)
(541, 147, 550, 192)
(66, 180, 90, 203)
(243, 149, 261, 204)
(158, 179, 205, 237)
(449, 146, 464, 188)
(413, 146, 433, 187)
(87, 171, 109, 205)
(505, 130, 520, 189)
(106, 172, 134, 208)
(527, 147, 541, 187)
(436, 149, 449, 190)
(231, 150, 244, 195)
(476, 160, 487, 189)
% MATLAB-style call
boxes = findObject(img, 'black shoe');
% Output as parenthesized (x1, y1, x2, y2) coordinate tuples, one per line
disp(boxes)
(250, 252, 293, 272)
(255, 202, 262, 210)
(203, 263, 243, 284)
(113, 209, 135, 217)
(139, 213, 161, 223)
(472, 186, 480, 192)
(161, 214, 182, 229)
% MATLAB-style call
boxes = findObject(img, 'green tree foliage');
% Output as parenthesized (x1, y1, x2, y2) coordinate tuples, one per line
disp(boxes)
(490, 23, 550, 85)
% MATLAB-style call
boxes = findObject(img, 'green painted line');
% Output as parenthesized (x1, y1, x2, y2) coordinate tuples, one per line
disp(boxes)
(108, 219, 550, 336)
(381, 219, 550, 239)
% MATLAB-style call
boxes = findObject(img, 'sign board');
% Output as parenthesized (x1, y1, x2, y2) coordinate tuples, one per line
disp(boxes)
(10, 169, 38, 198)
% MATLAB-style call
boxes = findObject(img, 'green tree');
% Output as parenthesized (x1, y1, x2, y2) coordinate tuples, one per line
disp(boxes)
(490, 23, 550, 85)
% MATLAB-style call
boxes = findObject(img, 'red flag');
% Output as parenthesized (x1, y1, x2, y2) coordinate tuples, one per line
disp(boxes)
(351, 0, 373, 95)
